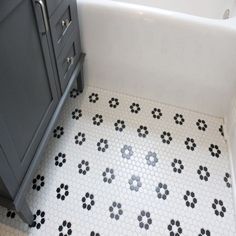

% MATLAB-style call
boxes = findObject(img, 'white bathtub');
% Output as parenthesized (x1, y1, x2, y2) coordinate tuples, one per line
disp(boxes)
(77, 0, 236, 118)
(77, 0, 236, 198)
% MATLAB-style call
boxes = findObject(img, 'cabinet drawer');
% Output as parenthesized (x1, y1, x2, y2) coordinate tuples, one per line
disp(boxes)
(57, 33, 81, 92)
(49, 0, 78, 58)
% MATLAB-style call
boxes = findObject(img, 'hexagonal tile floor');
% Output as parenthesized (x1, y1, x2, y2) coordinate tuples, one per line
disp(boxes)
(0, 86, 235, 236)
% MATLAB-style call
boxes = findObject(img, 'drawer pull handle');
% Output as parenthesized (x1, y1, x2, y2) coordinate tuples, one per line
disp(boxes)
(61, 19, 70, 28)
(66, 57, 74, 66)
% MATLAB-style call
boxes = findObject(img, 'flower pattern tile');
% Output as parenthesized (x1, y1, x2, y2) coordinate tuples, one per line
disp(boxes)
(0, 86, 235, 236)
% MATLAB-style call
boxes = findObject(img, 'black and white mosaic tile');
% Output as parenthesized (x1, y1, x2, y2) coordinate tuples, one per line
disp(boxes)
(0, 86, 235, 236)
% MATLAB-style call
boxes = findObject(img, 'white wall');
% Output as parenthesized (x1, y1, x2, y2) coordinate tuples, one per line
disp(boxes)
(77, 0, 236, 118)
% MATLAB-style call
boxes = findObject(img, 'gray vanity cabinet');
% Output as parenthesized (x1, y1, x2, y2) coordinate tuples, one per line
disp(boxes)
(0, 0, 84, 224)
(0, 0, 59, 185)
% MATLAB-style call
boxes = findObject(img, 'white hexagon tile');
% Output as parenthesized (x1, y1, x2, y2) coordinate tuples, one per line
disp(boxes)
(0, 86, 236, 236)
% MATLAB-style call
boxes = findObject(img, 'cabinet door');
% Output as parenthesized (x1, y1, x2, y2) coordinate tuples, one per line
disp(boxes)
(0, 0, 59, 183)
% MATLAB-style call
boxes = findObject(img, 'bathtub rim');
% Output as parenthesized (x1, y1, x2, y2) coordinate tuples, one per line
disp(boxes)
(110, 0, 236, 20)
(77, 0, 236, 30)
